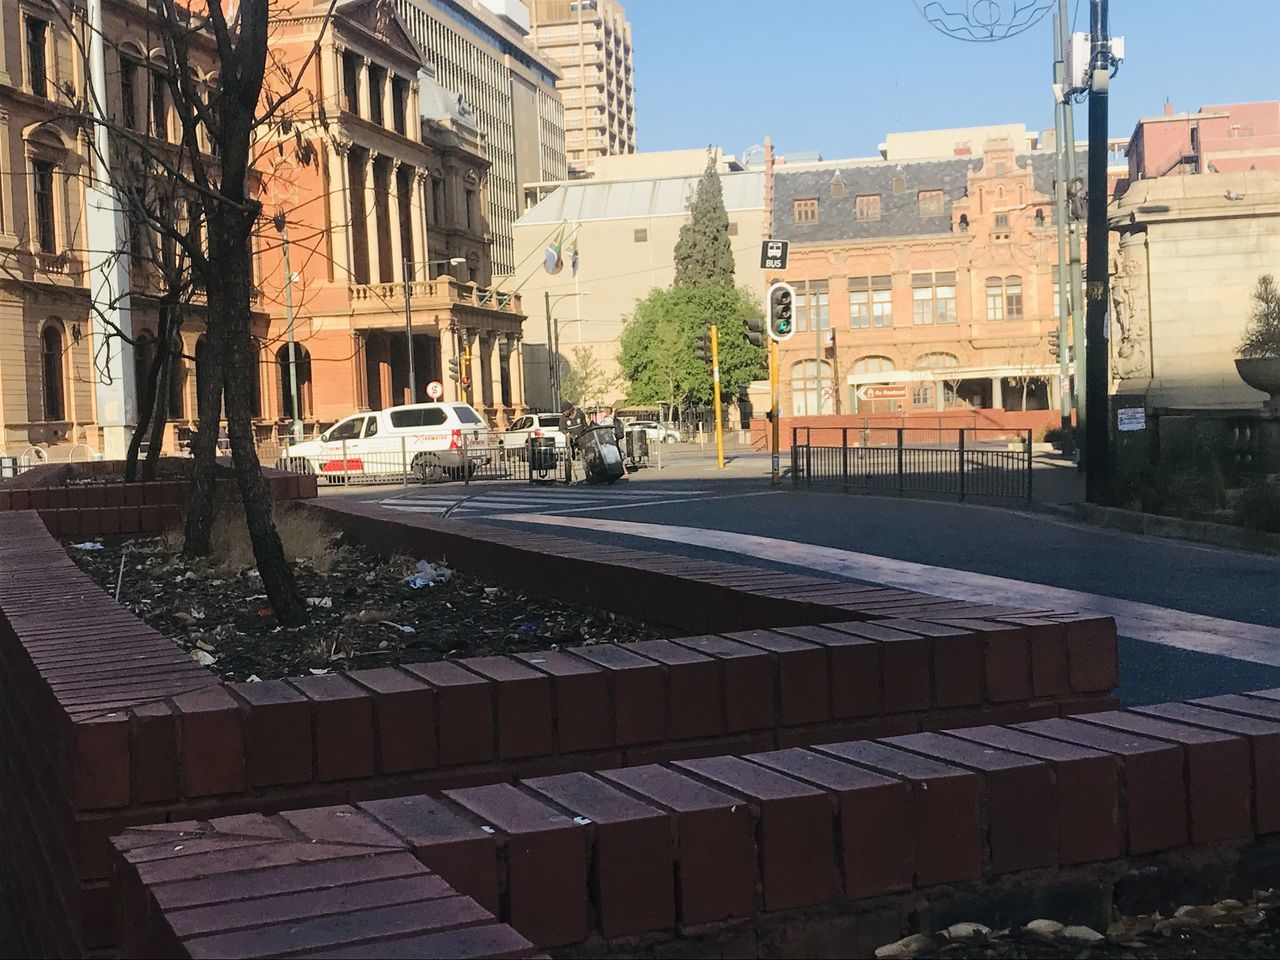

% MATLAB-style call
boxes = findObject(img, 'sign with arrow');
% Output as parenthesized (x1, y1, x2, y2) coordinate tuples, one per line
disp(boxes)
(856, 384, 908, 402)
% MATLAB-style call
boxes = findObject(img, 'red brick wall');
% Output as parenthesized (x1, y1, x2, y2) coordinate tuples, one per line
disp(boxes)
(0, 507, 1117, 956)
(114, 692, 1280, 957)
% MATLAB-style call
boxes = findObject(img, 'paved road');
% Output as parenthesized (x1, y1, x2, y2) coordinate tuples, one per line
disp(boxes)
(336, 474, 1280, 706)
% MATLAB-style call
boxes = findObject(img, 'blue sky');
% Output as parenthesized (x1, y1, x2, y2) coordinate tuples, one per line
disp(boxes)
(628, 0, 1279, 159)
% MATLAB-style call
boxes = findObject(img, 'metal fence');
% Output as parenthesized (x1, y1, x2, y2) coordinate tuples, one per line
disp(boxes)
(272, 436, 574, 487)
(790, 426, 1034, 501)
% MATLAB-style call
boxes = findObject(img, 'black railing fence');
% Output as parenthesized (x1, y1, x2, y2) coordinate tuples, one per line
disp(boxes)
(791, 426, 1034, 501)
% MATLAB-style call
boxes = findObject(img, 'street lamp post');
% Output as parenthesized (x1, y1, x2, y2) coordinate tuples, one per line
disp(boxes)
(403, 256, 465, 402)
(543, 291, 589, 411)
(272, 212, 303, 441)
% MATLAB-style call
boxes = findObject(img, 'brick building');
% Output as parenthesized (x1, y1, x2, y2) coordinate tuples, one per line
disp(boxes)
(1127, 100, 1280, 180)
(766, 125, 1071, 419)
(258, 0, 529, 433)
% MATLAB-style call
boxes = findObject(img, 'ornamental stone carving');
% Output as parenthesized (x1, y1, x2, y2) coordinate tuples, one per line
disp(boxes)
(1110, 238, 1152, 381)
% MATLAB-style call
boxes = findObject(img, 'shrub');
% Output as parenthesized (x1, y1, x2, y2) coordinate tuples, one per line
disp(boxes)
(1239, 274, 1280, 359)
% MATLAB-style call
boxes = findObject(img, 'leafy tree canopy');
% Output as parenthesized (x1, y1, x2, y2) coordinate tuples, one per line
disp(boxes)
(618, 284, 766, 409)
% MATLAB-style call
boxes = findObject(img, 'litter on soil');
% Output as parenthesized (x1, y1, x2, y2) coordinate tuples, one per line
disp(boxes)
(70, 535, 667, 681)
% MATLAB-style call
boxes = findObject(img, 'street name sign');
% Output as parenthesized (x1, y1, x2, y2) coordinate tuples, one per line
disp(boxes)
(760, 239, 789, 270)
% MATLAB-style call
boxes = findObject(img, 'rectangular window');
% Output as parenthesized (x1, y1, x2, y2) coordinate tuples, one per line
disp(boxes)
(994, 213, 1010, 230)
(391, 76, 407, 135)
(986, 279, 1004, 321)
(856, 194, 881, 221)
(26, 17, 48, 98)
(935, 275, 957, 324)
(913, 272, 956, 325)
(1005, 277, 1023, 319)
(795, 281, 829, 332)
(918, 189, 944, 217)
(150, 70, 167, 139)
(432, 175, 446, 226)
(368, 65, 386, 126)
(342, 51, 360, 115)
(32, 160, 56, 254)
(465, 187, 476, 231)
(793, 198, 818, 224)
(120, 57, 138, 131)
(633, 228, 647, 242)
(912, 383, 934, 408)
(1052, 278, 1061, 318)
(849, 276, 892, 329)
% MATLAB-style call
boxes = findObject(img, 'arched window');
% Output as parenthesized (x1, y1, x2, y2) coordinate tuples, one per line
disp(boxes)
(851, 356, 898, 413)
(852, 355, 895, 375)
(1034, 208, 1046, 227)
(789, 359, 833, 416)
(915, 352, 960, 369)
(41, 324, 65, 420)
(276, 344, 312, 421)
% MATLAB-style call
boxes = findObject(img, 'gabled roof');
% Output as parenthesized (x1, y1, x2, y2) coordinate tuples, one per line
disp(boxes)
(331, 0, 430, 69)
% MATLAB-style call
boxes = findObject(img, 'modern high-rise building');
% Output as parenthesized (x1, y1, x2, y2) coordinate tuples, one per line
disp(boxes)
(526, 0, 636, 177)
(394, 0, 568, 276)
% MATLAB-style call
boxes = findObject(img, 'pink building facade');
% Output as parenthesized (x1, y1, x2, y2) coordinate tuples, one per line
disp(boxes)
(1127, 101, 1280, 181)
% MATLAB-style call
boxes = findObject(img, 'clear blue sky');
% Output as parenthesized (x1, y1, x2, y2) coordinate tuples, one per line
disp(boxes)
(628, 0, 1280, 159)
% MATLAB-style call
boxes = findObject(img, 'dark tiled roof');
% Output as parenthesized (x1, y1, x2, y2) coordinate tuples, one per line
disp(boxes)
(772, 151, 1081, 244)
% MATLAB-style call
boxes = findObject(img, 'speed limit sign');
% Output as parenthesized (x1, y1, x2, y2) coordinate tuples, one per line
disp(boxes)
(426, 380, 443, 400)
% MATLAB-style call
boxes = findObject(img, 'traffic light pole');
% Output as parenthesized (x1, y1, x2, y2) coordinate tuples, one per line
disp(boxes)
(1052, 10, 1073, 452)
(709, 324, 725, 469)
(404, 257, 418, 404)
(544, 290, 555, 410)
(770, 340, 780, 486)
(1084, 0, 1111, 502)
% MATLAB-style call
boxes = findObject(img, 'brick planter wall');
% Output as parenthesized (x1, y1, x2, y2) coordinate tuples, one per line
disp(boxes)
(0, 508, 1117, 956)
(113, 691, 1280, 958)
(0, 459, 318, 537)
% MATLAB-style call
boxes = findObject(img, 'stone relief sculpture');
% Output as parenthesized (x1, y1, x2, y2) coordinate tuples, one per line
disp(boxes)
(1110, 241, 1152, 381)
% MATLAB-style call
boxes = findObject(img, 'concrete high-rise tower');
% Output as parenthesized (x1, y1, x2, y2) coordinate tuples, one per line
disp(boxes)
(526, 0, 636, 177)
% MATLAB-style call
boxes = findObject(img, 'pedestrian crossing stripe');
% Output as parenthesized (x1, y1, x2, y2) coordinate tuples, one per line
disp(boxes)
(376, 486, 711, 519)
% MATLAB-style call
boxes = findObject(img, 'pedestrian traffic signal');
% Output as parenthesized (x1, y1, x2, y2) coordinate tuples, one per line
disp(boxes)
(744, 316, 765, 348)
(1048, 330, 1061, 359)
(767, 282, 796, 342)
(448, 355, 461, 382)
(693, 328, 711, 362)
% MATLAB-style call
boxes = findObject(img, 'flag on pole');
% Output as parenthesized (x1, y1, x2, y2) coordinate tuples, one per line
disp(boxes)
(544, 226, 565, 275)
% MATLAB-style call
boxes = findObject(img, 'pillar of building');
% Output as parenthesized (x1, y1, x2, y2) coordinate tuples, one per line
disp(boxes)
(439, 325, 462, 403)
(357, 57, 371, 121)
(935, 378, 946, 412)
(487, 336, 506, 427)
(507, 334, 525, 414)
(388, 159, 404, 286)
(409, 168, 428, 279)
(990, 376, 1005, 410)
(465, 329, 482, 409)
(363, 150, 381, 288)
(383, 72, 396, 131)
(326, 141, 352, 283)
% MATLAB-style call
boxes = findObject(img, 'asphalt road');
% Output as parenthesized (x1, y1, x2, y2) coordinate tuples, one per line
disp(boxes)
(335, 468, 1280, 706)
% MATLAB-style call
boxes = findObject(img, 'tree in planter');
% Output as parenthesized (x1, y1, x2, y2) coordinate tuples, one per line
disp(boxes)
(61, 0, 331, 626)
(1240, 274, 1280, 358)
(673, 151, 736, 288)
(558, 346, 618, 410)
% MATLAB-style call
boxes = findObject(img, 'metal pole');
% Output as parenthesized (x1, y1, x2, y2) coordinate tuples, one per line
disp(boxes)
(1063, 0, 1087, 447)
(896, 427, 904, 495)
(277, 218, 302, 441)
(404, 256, 417, 404)
(813, 298, 824, 415)
(770, 339, 780, 485)
(1027, 429, 1035, 502)
(552, 318, 563, 413)
(958, 429, 966, 501)
(1084, 0, 1112, 502)
(709, 324, 725, 469)
(544, 290, 555, 410)
(1052, 11, 1074, 454)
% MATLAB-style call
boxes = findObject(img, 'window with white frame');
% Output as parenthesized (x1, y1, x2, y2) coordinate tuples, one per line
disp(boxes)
(794, 280, 829, 332)
(790, 359, 833, 415)
(848, 275, 892, 329)
(911, 271, 957, 325)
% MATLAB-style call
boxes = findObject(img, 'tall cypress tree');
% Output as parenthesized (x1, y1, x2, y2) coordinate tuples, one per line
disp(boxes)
(673, 152, 736, 288)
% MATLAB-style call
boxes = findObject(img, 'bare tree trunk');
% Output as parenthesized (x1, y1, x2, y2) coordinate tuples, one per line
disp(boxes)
(125, 340, 165, 483)
(143, 311, 180, 482)
(183, 316, 226, 557)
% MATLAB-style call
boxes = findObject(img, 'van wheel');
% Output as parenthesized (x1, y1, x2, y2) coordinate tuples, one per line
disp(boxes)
(411, 453, 446, 484)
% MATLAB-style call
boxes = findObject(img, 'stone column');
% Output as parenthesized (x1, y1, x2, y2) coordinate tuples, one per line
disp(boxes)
(322, 43, 342, 114)
(383, 72, 395, 131)
(357, 57, 371, 120)
(465, 329, 482, 408)
(487, 336, 505, 427)
(439, 325, 462, 403)
(327, 139, 352, 283)
(507, 335, 525, 414)
(990, 376, 1005, 410)
(388, 159, 403, 285)
(409, 168, 428, 279)
(364, 150, 380, 287)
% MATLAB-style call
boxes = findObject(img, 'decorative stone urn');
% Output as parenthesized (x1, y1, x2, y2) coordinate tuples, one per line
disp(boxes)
(1236, 357, 1280, 412)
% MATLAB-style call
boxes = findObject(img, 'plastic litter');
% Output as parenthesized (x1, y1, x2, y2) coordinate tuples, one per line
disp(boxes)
(190, 649, 217, 667)
(71, 541, 104, 551)
(379, 621, 416, 635)
(405, 560, 453, 589)
(306, 596, 333, 608)
(308, 667, 330, 675)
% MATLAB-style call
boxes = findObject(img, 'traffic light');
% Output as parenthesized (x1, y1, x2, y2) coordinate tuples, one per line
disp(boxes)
(693, 328, 711, 362)
(448, 355, 461, 382)
(767, 282, 796, 342)
(1048, 329, 1061, 359)
(744, 316, 765, 348)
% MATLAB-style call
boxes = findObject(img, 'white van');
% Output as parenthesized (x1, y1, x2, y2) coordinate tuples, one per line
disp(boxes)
(282, 403, 491, 482)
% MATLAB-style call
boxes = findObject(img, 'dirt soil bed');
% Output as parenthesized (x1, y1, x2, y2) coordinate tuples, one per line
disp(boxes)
(69, 528, 666, 682)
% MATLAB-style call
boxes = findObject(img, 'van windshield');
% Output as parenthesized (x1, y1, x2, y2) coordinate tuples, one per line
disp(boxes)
(452, 406, 484, 424)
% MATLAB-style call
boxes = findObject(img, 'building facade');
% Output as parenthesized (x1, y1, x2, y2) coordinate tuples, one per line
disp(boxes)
(393, 0, 567, 277)
(512, 149, 765, 410)
(766, 126, 1067, 419)
(259, 0, 528, 434)
(526, 0, 636, 177)
(1127, 101, 1280, 181)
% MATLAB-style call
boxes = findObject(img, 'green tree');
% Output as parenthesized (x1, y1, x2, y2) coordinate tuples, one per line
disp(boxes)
(1240, 274, 1280, 358)
(619, 284, 766, 409)
(673, 152, 736, 288)
(559, 346, 619, 409)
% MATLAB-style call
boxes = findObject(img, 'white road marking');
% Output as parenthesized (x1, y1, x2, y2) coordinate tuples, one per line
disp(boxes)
(375, 486, 719, 519)
(498, 514, 1280, 667)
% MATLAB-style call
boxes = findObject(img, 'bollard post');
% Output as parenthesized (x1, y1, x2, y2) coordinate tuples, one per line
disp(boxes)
(1026, 429, 1034, 502)
(401, 436, 408, 487)
(841, 428, 849, 490)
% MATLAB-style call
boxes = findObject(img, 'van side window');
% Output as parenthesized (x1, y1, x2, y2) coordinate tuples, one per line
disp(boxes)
(329, 417, 363, 441)
(452, 405, 483, 424)
(389, 408, 448, 428)
(363, 417, 379, 438)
